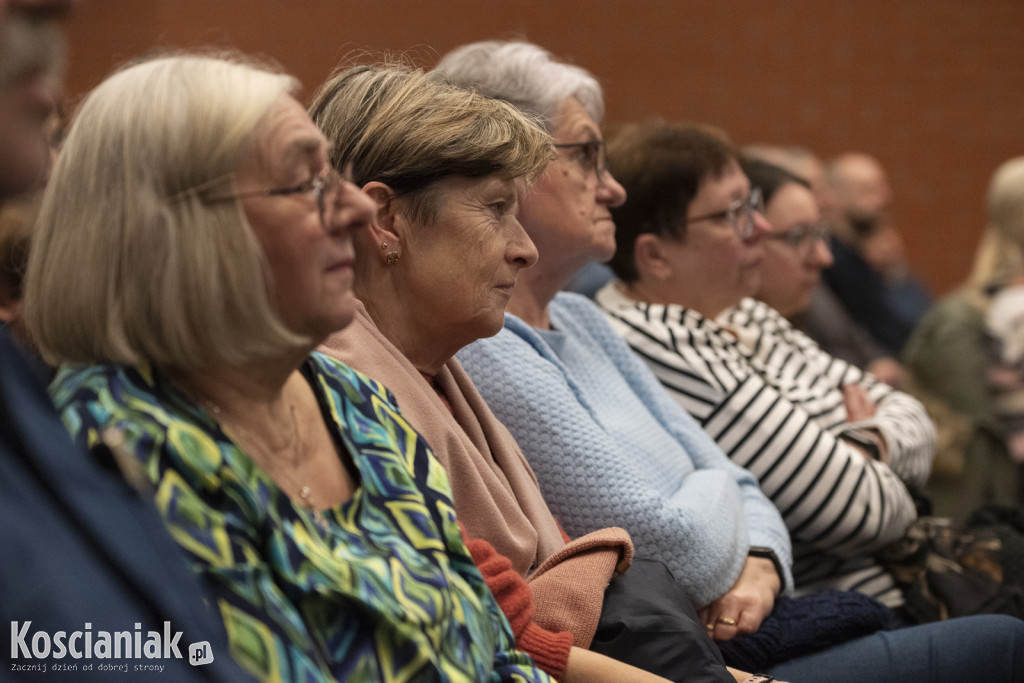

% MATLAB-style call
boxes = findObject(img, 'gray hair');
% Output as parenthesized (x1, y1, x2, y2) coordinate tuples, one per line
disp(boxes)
(433, 40, 604, 132)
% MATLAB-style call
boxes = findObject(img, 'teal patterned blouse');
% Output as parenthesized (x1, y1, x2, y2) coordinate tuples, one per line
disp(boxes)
(51, 352, 550, 683)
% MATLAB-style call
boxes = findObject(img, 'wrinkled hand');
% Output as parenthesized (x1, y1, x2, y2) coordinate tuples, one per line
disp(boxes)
(841, 383, 877, 421)
(699, 556, 779, 642)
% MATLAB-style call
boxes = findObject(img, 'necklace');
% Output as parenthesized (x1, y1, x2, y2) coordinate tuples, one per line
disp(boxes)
(206, 400, 327, 527)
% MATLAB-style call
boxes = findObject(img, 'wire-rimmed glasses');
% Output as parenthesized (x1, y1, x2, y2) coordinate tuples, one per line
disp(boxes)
(684, 187, 765, 240)
(554, 140, 608, 182)
(764, 221, 830, 256)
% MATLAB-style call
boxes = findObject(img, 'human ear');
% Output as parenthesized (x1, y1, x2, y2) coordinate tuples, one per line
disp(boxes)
(362, 182, 401, 261)
(634, 233, 674, 281)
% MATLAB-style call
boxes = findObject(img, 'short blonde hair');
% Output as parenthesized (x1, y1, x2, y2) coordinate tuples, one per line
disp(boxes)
(309, 62, 554, 226)
(23, 53, 302, 370)
(968, 157, 1024, 291)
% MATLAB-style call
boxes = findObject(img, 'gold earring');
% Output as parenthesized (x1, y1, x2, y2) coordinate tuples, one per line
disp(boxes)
(380, 241, 388, 250)
(386, 251, 400, 265)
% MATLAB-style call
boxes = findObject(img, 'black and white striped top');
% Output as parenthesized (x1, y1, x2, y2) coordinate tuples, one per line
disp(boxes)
(597, 285, 936, 607)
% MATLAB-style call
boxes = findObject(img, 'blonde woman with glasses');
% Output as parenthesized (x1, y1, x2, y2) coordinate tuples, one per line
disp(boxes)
(25, 52, 553, 683)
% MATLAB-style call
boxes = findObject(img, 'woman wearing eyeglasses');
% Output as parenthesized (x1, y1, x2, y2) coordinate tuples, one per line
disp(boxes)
(434, 43, 810, 673)
(584, 120, 1024, 682)
(24, 53, 554, 682)
(596, 121, 936, 608)
(314, 59, 751, 683)
(435, 44, 1024, 683)
(746, 158, 908, 386)
(744, 159, 833, 320)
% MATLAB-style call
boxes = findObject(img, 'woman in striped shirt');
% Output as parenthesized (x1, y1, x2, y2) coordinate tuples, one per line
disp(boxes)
(597, 121, 935, 610)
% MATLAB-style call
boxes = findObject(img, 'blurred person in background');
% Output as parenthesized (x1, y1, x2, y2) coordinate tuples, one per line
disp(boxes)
(743, 144, 905, 387)
(904, 157, 1024, 519)
(1, 108, 62, 348)
(818, 153, 932, 356)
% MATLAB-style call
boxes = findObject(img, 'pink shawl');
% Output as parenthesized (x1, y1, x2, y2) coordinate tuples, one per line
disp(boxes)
(320, 302, 632, 646)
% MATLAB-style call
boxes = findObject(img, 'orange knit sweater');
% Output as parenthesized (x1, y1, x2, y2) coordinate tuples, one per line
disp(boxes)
(464, 531, 574, 679)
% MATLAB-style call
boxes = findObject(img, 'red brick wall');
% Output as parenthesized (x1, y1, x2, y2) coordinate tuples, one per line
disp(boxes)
(61, 0, 1024, 296)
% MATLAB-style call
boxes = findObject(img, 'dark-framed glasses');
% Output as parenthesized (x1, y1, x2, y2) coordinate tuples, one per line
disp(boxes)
(201, 165, 347, 230)
(765, 221, 830, 255)
(554, 139, 608, 181)
(684, 187, 764, 240)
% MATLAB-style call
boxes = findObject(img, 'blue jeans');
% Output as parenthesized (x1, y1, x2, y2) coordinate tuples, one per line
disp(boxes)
(767, 614, 1024, 682)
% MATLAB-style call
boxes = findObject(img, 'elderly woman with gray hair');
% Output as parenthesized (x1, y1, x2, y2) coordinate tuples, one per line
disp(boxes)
(436, 37, 790, 640)
(313, 62, 749, 683)
(25, 52, 554, 682)
(435, 40, 1024, 683)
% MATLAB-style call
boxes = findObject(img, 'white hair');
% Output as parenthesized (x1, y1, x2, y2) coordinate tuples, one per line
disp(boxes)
(433, 40, 604, 132)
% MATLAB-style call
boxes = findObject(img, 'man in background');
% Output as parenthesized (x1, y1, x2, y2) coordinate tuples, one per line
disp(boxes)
(818, 152, 932, 356)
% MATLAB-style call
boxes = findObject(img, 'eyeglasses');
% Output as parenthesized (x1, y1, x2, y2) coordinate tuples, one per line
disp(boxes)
(764, 221, 830, 256)
(684, 188, 764, 240)
(203, 165, 347, 230)
(554, 140, 608, 181)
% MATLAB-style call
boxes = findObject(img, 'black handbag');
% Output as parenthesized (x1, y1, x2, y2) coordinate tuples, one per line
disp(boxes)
(877, 512, 1024, 624)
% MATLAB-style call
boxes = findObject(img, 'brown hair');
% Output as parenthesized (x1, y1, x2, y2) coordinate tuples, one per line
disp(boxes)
(607, 120, 737, 283)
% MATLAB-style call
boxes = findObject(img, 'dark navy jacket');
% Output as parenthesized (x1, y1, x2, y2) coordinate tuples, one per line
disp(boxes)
(0, 327, 252, 681)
